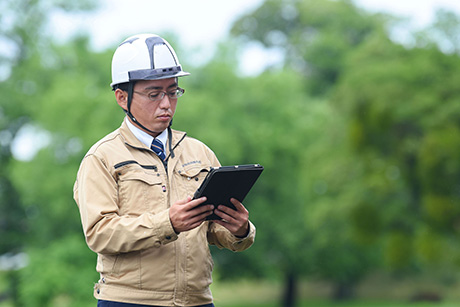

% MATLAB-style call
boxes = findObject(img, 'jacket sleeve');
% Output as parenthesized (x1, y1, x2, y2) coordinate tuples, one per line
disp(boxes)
(207, 221, 256, 252)
(73, 154, 178, 255)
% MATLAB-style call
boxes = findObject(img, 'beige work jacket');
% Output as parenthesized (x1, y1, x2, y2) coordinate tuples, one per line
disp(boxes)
(73, 120, 255, 306)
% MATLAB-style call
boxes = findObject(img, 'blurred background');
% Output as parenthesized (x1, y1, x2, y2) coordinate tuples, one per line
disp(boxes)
(1, 0, 460, 306)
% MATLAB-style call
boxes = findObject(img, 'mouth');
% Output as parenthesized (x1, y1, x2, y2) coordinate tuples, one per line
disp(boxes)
(157, 114, 171, 121)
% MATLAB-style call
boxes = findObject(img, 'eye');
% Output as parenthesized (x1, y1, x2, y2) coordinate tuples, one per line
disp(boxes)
(148, 92, 161, 99)
(168, 90, 178, 97)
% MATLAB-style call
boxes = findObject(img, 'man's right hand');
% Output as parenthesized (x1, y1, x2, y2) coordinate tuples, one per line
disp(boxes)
(169, 196, 214, 233)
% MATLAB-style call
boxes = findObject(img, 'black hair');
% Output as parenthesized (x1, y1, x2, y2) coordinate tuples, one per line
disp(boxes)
(112, 82, 132, 92)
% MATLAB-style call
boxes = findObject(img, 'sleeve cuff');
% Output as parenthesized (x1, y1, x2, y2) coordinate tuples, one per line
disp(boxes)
(147, 209, 178, 246)
(231, 220, 256, 250)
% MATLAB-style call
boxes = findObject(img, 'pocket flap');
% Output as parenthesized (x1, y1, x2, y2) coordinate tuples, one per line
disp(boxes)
(118, 167, 162, 185)
(178, 164, 212, 178)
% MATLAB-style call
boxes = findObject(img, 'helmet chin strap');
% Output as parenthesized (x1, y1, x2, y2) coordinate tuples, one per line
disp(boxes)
(124, 82, 175, 159)
(124, 82, 162, 135)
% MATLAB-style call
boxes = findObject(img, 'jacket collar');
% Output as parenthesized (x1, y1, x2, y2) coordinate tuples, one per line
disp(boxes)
(119, 118, 187, 153)
(125, 118, 168, 148)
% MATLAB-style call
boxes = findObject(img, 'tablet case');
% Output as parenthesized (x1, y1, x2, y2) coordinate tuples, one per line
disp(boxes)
(193, 164, 264, 220)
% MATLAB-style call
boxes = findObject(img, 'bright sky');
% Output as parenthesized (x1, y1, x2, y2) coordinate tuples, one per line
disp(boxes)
(50, 0, 265, 51)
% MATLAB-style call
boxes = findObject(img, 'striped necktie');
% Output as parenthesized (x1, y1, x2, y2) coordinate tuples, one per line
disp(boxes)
(151, 139, 166, 161)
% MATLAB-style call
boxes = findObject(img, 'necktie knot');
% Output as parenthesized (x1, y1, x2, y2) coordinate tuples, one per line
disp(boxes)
(151, 139, 166, 161)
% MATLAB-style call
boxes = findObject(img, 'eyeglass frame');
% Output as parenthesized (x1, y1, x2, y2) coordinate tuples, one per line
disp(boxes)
(133, 87, 185, 102)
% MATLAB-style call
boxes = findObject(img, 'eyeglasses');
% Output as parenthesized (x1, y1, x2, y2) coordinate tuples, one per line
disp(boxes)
(133, 87, 185, 102)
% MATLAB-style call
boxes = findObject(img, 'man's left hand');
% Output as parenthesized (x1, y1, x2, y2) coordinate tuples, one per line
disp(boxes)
(213, 198, 249, 238)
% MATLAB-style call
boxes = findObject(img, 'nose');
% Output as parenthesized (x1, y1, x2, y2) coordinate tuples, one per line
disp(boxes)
(158, 94, 171, 109)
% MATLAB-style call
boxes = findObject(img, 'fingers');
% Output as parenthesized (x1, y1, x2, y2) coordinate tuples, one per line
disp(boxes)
(175, 196, 192, 206)
(190, 203, 214, 219)
(230, 198, 248, 214)
(170, 196, 250, 236)
(169, 197, 214, 233)
(181, 196, 205, 208)
(215, 198, 248, 218)
(213, 198, 249, 237)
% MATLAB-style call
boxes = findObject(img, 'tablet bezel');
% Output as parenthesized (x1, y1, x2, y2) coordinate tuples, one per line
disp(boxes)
(193, 164, 264, 220)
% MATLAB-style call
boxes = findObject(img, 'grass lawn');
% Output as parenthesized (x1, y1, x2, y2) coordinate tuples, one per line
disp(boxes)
(210, 278, 460, 307)
(1, 273, 460, 306)
(214, 300, 460, 307)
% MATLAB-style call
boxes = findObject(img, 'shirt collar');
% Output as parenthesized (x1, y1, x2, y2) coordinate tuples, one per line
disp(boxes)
(125, 117, 168, 148)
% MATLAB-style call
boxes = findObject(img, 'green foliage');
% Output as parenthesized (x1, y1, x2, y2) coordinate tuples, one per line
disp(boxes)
(414, 226, 445, 265)
(1, 1, 101, 305)
(349, 201, 383, 244)
(0, 3, 118, 305)
(8, 37, 122, 247)
(384, 231, 413, 271)
(418, 126, 460, 196)
(231, 0, 386, 95)
(330, 2, 460, 280)
(232, 0, 460, 299)
(18, 235, 98, 307)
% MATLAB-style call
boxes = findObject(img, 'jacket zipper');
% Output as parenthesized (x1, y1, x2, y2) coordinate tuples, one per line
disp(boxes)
(114, 160, 158, 171)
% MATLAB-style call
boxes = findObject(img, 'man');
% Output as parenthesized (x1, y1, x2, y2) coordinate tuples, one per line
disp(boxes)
(73, 34, 256, 307)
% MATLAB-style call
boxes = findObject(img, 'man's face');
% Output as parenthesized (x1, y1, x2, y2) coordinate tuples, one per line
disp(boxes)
(129, 78, 179, 137)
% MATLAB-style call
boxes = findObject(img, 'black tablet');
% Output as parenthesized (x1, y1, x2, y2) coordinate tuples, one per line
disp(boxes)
(193, 164, 264, 220)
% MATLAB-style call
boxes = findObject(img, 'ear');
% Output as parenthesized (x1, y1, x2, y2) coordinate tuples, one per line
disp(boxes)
(115, 88, 128, 110)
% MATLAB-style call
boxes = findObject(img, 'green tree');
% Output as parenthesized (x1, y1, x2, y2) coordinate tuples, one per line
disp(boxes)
(231, 0, 386, 96)
(333, 12, 460, 295)
(230, 0, 391, 303)
(0, 0, 96, 305)
(8, 37, 121, 306)
(231, 0, 460, 303)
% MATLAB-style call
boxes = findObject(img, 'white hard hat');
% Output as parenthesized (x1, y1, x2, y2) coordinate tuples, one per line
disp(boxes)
(110, 33, 190, 87)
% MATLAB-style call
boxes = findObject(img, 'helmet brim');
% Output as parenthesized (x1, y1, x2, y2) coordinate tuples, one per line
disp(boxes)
(110, 70, 190, 88)
(129, 67, 190, 81)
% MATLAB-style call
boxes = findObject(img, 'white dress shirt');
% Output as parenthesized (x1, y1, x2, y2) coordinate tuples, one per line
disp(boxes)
(125, 117, 168, 152)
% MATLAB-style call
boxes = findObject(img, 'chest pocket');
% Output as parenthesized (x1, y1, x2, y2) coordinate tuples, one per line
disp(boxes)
(116, 163, 165, 216)
(176, 164, 212, 197)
